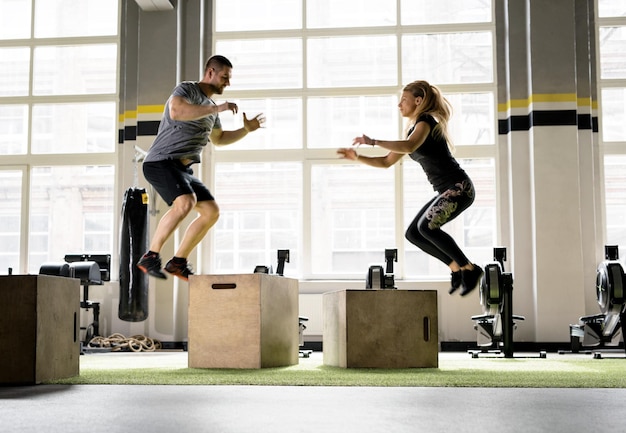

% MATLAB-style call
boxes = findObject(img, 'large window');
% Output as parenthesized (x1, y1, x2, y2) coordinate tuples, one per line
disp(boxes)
(598, 0, 626, 253)
(211, 0, 497, 279)
(213, 162, 302, 274)
(0, 0, 119, 275)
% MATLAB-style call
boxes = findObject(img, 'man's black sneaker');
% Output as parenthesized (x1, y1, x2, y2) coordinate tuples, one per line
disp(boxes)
(448, 271, 463, 294)
(137, 252, 167, 279)
(460, 265, 484, 296)
(165, 259, 194, 282)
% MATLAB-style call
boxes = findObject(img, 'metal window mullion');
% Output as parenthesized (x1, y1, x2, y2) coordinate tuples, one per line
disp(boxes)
(302, 158, 313, 278)
(20, 164, 30, 274)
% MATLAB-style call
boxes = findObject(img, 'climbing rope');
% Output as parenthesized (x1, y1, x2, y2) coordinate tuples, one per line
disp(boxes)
(88, 333, 162, 352)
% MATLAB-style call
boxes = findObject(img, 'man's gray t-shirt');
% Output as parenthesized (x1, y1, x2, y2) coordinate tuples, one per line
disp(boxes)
(144, 81, 222, 165)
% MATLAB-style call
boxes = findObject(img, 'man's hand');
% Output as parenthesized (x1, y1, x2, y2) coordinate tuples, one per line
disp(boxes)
(219, 101, 239, 114)
(243, 112, 266, 132)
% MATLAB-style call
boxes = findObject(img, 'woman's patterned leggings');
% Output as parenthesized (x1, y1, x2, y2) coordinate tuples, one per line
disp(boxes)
(405, 179, 475, 267)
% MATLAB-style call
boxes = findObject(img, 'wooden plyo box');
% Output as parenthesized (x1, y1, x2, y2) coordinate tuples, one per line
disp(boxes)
(323, 289, 438, 368)
(0, 275, 80, 385)
(188, 274, 299, 369)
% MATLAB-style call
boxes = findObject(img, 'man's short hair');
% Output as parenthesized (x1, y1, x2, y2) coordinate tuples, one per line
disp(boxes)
(205, 55, 233, 73)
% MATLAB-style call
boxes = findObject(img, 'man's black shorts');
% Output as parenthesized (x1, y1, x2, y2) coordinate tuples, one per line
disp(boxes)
(143, 159, 214, 206)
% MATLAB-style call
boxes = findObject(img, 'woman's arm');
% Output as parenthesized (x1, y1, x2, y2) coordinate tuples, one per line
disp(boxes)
(337, 147, 404, 168)
(353, 120, 431, 154)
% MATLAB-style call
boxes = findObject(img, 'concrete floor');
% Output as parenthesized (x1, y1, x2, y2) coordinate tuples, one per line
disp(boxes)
(2, 384, 625, 433)
(1, 352, 625, 433)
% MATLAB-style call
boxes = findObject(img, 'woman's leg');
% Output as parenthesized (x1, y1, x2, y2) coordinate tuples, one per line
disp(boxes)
(406, 197, 464, 294)
(415, 180, 475, 267)
(405, 197, 454, 266)
(407, 180, 483, 295)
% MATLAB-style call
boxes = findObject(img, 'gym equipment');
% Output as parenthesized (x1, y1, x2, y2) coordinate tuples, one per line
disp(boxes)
(65, 254, 111, 349)
(119, 187, 149, 322)
(566, 245, 626, 359)
(0, 274, 80, 384)
(39, 262, 71, 278)
(365, 248, 397, 289)
(323, 289, 438, 368)
(188, 273, 299, 368)
(253, 250, 310, 357)
(253, 249, 290, 276)
(298, 316, 312, 358)
(253, 265, 273, 274)
(40, 254, 111, 351)
(277, 249, 290, 276)
(469, 247, 543, 358)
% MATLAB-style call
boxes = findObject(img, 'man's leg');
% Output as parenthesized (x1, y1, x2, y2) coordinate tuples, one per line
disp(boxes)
(164, 200, 219, 281)
(174, 200, 220, 259)
(148, 193, 197, 253)
(138, 193, 196, 279)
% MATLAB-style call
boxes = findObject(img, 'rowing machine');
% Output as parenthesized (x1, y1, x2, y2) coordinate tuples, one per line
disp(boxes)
(365, 248, 397, 289)
(469, 247, 539, 358)
(567, 245, 626, 358)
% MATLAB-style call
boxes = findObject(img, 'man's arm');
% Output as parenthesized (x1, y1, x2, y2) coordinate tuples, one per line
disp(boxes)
(210, 112, 265, 146)
(169, 95, 237, 121)
(210, 126, 247, 146)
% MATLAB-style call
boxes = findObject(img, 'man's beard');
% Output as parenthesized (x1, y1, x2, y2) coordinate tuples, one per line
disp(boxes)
(206, 83, 223, 94)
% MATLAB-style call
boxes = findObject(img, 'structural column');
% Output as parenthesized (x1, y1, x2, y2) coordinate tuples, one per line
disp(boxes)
(496, 0, 601, 341)
(118, 0, 202, 341)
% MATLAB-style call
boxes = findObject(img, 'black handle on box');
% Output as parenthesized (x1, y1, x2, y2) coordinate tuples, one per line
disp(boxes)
(423, 316, 431, 342)
(212, 283, 237, 290)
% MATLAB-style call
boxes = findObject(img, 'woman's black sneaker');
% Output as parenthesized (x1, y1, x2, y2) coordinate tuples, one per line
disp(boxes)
(460, 265, 483, 296)
(137, 252, 167, 279)
(448, 271, 462, 294)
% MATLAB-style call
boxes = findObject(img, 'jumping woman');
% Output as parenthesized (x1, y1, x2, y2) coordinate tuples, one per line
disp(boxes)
(338, 80, 483, 296)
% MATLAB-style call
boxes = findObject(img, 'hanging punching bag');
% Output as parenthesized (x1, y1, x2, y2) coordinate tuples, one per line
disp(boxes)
(118, 187, 149, 321)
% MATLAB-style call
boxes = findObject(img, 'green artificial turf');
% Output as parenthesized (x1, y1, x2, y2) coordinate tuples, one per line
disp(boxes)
(46, 352, 626, 388)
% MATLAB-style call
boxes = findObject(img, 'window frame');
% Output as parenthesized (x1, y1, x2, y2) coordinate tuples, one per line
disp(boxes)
(210, 0, 499, 280)
(597, 4, 626, 252)
(0, 0, 120, 275)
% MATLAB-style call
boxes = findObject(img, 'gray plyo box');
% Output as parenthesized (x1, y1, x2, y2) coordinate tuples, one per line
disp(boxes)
(323, 289, 438, 368)
(0, 275, 80, 384)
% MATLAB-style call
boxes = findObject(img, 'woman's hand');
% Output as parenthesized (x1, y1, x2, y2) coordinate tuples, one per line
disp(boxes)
(352, 134, 375, 146)
(243, 112, 266, 132)
(337, 148, 358, 161)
